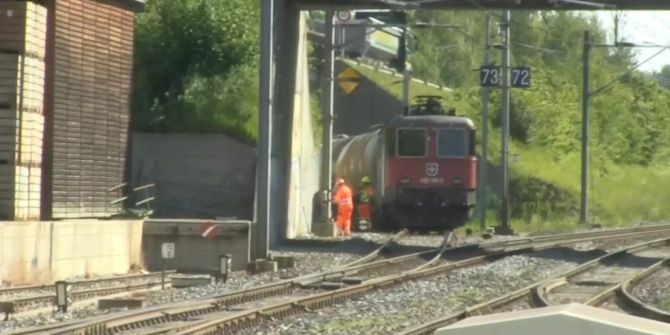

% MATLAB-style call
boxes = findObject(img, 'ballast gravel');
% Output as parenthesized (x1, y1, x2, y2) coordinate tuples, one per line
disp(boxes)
(0, 230, 660, 334)
(0, 252, 360, 333)
(631, 266, 670, 311)
(238, 251, 588, 335)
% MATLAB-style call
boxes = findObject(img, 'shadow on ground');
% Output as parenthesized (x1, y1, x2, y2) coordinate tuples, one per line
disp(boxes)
(275, 237, 436, 256)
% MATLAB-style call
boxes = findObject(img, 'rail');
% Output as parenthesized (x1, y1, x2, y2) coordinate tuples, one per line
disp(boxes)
(398, 237, 670, 335)
(11, 224, 670, 335)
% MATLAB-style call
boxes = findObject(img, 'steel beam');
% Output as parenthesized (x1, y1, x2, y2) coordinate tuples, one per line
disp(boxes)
(580, 31, 590, 224)
(291, 0, 670, 10)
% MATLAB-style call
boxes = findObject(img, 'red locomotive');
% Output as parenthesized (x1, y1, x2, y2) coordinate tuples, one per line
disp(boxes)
(332, 96, 477, 231)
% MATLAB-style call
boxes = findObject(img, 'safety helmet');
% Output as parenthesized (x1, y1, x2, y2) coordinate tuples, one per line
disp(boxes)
(361, 176, 370, 184)
(335, 178, 345, 185)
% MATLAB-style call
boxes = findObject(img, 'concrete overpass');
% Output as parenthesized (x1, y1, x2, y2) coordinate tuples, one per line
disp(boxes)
(292, 0, 670, 10)
(255, 0, 670, 259)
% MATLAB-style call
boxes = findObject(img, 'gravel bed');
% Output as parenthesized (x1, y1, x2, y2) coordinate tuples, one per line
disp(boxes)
(354, 231, 518, 248)
(0, 232, 661, 333)
(0, 252, 359, 333)
(631, 266, 670, 311)
(238, 250, 589, 335)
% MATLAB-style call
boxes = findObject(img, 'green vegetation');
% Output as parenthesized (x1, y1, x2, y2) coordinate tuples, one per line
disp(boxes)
(131, 4, 670, 233)
(132, 0, 260, 143)
(410, 11, 670, 232)
(347, 12, 670, 233)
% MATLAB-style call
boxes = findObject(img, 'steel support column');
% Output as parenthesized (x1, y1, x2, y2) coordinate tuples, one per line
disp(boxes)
(580, 30, 590, 224)
(269, 2, 300, 251)
(254, 0, 274, 260)
(318, 11, 335, 224)
(479, 12, 491, 230)
(499, 10, 511, 234)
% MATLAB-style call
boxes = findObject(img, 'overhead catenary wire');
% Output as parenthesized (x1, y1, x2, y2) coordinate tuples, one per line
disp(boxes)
(590, 47, 669, 97)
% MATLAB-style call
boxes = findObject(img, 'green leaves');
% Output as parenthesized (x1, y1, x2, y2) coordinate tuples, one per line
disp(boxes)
(132, 0, 260, 141)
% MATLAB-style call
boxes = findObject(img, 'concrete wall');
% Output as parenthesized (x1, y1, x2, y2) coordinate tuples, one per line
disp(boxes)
(130, 14, 318, 240)
(130, 133, 256, 220)
(288, 13, 319, 238)
(0, 220, 143, 284)
(333, 60, 403, 136)
(142, 219, 250, 273)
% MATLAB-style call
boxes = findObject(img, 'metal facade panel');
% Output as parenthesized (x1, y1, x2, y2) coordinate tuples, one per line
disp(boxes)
(46, 0, 133, 218)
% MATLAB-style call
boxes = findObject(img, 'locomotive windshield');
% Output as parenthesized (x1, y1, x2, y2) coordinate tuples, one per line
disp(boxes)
(437, 128, 468, 157)
(397, 128, 426, 157)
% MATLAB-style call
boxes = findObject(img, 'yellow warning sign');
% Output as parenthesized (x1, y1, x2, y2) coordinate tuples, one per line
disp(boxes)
(337, 67, 360, 94)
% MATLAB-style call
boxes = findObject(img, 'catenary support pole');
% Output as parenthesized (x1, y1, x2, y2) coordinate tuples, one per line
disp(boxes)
(479, 12, 491, 231)
(270, 2, 299, 249)
(319, 11, 335, 223)
(581, 30, 590, 224)
(254, 0, 274, 260)
(500, 10, 511, 234)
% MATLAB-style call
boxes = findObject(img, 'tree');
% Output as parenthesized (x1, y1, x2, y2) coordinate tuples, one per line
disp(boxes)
(654, 65, 670, 88)
(132, 0, 260, 141)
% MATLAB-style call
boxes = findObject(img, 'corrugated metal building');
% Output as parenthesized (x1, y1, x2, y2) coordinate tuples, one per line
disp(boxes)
(0, 0, 143, 220)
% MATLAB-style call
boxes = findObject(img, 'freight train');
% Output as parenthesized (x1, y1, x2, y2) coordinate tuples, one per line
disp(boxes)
(332, 96, 477, 232)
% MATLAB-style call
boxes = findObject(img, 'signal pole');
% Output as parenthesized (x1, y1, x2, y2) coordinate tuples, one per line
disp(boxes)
(479, 12, 491, 230)
(499, 10, 512, 234)
(255, 0, 274, 260)
(319, 11, 335, 224)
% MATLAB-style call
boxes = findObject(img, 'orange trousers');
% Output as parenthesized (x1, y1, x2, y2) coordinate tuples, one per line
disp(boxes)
(358, 203, 372, 222)
(336, 204, 353, 234)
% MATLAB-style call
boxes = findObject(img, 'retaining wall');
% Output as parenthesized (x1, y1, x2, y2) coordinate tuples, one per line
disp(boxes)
(0, 220, 143, 284)
(141, 219, 251, 273)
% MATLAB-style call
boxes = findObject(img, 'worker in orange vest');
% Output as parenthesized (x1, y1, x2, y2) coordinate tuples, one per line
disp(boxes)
(357, 176, 374, 231)
(332, 177, 353, 236)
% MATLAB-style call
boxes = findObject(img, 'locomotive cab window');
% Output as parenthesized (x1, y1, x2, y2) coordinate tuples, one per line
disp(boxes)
(437, 128, 468, 157)
(397, 128, 426, 157)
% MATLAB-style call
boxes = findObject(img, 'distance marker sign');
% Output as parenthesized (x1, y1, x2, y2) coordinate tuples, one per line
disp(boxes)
(511, 67, 531, 88)
(479, 66, 531, 88)
(480, 65, 500, 87)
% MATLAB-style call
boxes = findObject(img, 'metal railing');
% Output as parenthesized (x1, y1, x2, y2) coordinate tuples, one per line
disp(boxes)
(108, 182, 156, 218)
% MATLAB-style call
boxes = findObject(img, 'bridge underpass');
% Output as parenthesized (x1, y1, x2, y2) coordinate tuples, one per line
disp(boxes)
(255, 0, 670, 260)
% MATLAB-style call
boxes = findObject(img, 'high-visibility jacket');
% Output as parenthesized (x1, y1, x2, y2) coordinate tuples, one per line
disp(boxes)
(359, 185, 374, 204)
(334, 184, 353, 208)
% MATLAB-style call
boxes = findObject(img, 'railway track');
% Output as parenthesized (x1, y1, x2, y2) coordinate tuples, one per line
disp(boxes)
(397, 237, 670, 335)
(10, 223, 670, 335)
(0, 271, 176, 314)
